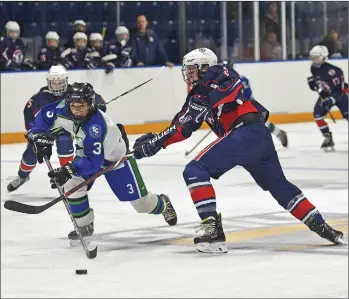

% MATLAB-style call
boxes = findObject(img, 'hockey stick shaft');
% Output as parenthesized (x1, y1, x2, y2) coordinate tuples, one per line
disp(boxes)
(44, 157, 97, 259)
(185, 130, 213, 156)
(4, 153, 133, 215)
(105, 66, 165, 105)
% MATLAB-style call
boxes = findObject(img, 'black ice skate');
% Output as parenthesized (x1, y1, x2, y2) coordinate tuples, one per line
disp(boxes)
(68, 222, 94, 247)
(7, 176, 30, 192)
(159, 194, 177, 226)
(321, 132, 335, 152)
(308, 219, 346, 245)
(194, 213, 228, 254)
(277, 130, 288, 148)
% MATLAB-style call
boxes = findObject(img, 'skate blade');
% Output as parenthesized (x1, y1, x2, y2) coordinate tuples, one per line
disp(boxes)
(196, 242, 228, 254)
(69, 237, 91, 247)
(323, 147, 335, 152)
(335, 238, 347, 245)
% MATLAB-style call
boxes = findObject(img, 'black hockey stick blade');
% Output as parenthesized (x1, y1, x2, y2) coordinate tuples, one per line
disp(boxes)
(87, 245, 98, 259)
(4, 195, 63, 214)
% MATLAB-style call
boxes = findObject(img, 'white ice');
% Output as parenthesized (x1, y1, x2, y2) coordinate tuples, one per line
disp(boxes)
(1, 121, 348, 298)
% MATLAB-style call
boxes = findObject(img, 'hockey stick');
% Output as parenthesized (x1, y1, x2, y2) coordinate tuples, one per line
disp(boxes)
(44, 156, 97, 259)
(185, 129, 213, 156)
(105, 66, 165, 105)
(4, 153, 133, 215)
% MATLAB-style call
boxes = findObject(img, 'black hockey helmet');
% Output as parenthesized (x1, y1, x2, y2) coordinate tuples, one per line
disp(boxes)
(65, 82, 97, 122)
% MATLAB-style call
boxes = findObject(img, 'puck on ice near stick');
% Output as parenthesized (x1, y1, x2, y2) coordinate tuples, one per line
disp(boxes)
(76, 269, 87, 275)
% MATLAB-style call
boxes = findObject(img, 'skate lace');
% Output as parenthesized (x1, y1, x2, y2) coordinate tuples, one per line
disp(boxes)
(7, 176, 22, 187)
(163, 202, 176, 220)
(195, 220, 216, 237)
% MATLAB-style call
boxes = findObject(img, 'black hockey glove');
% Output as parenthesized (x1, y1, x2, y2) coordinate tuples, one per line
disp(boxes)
(104, 62, 115, 74)
(48, 162, 77, 188)
(188, 95, 210, 124)
(28, 133, 54, 164)
(321, 96, 336, 111)
(133, 133, 162, 159)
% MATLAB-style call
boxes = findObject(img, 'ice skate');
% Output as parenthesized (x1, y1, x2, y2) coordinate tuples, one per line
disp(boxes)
(68, 222, 94, 247)
(159, 194, 177, 226)
(194, 213, 228, 254)
(7, 176, 30, 192)
(277, 130, 288, 148)
(321, 132, 335, 152)
(308, 219, 346, 245)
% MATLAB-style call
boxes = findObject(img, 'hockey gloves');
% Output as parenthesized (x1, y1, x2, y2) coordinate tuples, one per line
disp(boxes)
(133, 133, 162, 159)
(188, 95, 210, 124)
(321, 97, 336, 111)
(48, 162, 77, 188)
(27, 132, 54, 164)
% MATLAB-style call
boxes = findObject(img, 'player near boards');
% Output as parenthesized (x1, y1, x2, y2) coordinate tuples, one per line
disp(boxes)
(307, 45, 348, 151)
(7, 65, 107, 192)
(132, 48, 345, 254)
(26, 82, 177, 244)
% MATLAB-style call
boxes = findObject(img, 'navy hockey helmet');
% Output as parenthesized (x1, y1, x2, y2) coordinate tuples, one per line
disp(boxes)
(65, 82, 97, 122)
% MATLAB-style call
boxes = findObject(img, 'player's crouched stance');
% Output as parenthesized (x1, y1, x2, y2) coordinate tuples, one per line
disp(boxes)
(27, 83, 177, 245)
(133, 48, 345, 254)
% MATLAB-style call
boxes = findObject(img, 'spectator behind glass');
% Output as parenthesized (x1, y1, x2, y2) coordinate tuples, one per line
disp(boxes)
(37, 31, 64, 70)
(318, 30, 343, 58)
(130, 14, 174, 68)
(64, 20, 88, 49)
(261, 1, 281, 43)
(261, 32, 282, 60)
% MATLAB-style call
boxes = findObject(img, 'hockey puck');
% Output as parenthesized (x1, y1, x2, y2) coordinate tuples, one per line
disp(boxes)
(75, 269, 87, 275)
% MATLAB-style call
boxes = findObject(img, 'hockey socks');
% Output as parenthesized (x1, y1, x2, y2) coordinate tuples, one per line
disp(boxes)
(18, 159, 36, 178)
(188, 182, 217, 220)
(314, 117, 330, 135)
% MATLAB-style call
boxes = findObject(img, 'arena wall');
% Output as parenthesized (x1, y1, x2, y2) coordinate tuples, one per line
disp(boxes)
(1, 59, 347, 144)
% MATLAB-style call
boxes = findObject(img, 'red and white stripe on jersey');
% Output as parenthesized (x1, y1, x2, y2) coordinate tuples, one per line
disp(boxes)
(20, 160, 36, 172)
(194, 130, 231, 161)
(58, 154, 74, 166)
(287, 194, 317, 223)
(188, 181, 216, 208)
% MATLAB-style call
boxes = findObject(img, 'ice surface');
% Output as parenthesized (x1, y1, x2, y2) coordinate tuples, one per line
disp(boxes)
(1, 121, 348, 298)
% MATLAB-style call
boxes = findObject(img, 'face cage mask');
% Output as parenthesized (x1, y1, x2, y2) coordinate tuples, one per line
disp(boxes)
(182, 64, 201, 85)
(311, 55, 325, 67)
(68, 96, 96, 123)
(47, 78, 68, 97)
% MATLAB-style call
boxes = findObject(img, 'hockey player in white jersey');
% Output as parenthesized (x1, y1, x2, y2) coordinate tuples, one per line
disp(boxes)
(27, 82, 177, 244)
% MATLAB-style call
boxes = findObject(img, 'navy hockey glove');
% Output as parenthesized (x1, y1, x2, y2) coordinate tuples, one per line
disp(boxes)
(133, 133, 162, 159)
(48, 162, 77, 188)
(188, 95, 210, 124)
(104, 62, 115, 74)
(27, 132, 54, 164)
(321, 97, 336, 111)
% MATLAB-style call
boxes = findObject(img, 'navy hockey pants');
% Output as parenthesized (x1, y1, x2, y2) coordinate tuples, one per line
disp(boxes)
(183, 123, 302, 213)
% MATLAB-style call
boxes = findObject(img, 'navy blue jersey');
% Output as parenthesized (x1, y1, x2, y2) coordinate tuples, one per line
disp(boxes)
(105, 42, 134, 67)
(61, 47, 91, 69)
(0, 37, 25, 69)
(24, 85, 106, 130)
(164, 64, 267, 147)
(37, 47, 64, 70)
(308, 62, 347, 98)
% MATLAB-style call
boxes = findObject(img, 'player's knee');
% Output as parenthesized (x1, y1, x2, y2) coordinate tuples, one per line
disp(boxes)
(63, 177, 87, 199)
(130, 192, 159, 214)
(183, 161, 210, 185)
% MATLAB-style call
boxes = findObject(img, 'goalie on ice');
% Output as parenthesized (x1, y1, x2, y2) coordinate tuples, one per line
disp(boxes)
(133, 48, 345, 254)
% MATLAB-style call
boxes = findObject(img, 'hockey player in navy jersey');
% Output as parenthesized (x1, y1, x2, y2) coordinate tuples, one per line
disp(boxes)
(7, 65, 106, 192)
(307, 45, 348, 151)
(133, 48, 345, 253)
(27, 82, 177, 243)
(37, 31, 64, 70)
(0, 21, 35, 71)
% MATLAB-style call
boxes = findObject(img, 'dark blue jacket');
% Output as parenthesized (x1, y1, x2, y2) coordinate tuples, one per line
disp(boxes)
(130, 29, 169, 66)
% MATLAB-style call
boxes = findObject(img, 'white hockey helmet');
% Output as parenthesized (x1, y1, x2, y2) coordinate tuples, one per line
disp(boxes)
(5, 21, 20, 39)
(73, 32, 88, 49)
(73, 20, 87, 32)
(46, 65, 68, 97)
(45, 31, 59, 48)
(115, 26, 130, 46)
(89, 33, 103, 49)
(309, 45, 329, 66)
(182, 48, 218, 85)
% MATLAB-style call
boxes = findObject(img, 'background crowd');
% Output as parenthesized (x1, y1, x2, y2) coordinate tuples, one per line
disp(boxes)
(0, 1, 348, 72)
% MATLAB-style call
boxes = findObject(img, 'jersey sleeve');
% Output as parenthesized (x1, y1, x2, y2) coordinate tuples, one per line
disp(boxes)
(23, 92, 43, 130)
(72, 123, 106, 177)
(31, 101, 59, 134)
